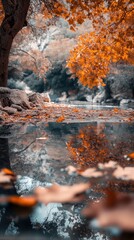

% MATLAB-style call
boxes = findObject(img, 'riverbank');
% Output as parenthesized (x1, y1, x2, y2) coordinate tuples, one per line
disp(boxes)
(0, 102, 134, 125)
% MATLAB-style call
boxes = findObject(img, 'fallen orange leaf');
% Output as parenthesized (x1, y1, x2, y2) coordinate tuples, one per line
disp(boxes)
(56, 115, 65, 123)
(128, 152, 134, 159)
(34, 183, 90, 204)
(113, 108, 119, 113)
(9, 196, 37, 207)
(73, 108, 79, 113)
(2, 168, 15, 176)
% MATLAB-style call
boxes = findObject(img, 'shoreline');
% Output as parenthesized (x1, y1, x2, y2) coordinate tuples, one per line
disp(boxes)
(0, 102, 134, 125)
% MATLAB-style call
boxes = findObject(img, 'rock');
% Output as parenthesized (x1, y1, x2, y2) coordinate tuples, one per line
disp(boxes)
(11, 104, 23, 111)
(30, 111, 40, 117)
(85, 95, 92, 102)
(93, 89, 106, 103)
(0, 87, 11, 93)
(105, 98, 118, 104)
(41, 92, 51, 102)
(10, 89, 31, 109)
(28, 92, 50, 107)
(58, 92, 67, 102)
(3, 107, 17, 115)
(0, 87, 31, 109)
(120, 99, 134, 107)
(0, 116, 4, 122)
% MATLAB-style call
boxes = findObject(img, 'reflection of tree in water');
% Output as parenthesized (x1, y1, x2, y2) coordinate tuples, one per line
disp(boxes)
(0, 137, 95, 239)
(0, 138, 44, 237)
(67, 125, 134, 168)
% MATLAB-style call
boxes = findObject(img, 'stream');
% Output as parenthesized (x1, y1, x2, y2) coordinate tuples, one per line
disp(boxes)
(0, 119, 134, 239)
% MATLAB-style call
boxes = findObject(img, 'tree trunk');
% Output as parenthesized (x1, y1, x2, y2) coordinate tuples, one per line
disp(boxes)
(0, 0, 30, 87)
(0, 31, 13, 87)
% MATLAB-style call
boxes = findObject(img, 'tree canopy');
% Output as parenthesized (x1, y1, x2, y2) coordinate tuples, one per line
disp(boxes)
(0, 0, 134, 87)
(67, 0, 134, 88)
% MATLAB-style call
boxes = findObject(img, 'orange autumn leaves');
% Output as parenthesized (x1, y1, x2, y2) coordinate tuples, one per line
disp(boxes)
(67, 126, 134, 168)
(1, 165, 134, 231)
(67, 0, 134, 88)
(1, 0, 133, 89)
(56, 115, 65, 123)
(67, 126, 109, 167)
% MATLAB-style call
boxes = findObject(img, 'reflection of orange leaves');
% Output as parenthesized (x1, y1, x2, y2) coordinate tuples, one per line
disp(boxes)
(34, 183, 90, 204)
(83, 191, 134, 231)
(67, 126, 134, 168)
(8, 196, 37, 207)
(56, 115, 65, 123)
(67, 126, 109, 167)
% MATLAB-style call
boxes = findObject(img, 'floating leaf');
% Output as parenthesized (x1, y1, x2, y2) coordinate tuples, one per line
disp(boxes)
(113, 166, 134, 181)
(98, 161, 118, 170)
(8, 196, 37, 207)
(83, 191, 134, 231)
(128, 152, 134, 159)
(34, 183, 90, 204)
(2, 168, 15, 176)
(66, 165, 103, 178)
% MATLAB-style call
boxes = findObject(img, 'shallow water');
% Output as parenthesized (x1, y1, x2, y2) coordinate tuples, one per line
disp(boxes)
(0, 121, 134, 240)
(63, 101, 134, 110)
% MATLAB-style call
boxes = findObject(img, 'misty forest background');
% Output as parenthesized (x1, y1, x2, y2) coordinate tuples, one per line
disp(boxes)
(7, 15, 134, 105)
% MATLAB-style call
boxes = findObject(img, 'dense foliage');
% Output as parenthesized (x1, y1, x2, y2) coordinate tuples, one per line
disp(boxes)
(67, 0, 134, 88)
(0, 0, 134, 87)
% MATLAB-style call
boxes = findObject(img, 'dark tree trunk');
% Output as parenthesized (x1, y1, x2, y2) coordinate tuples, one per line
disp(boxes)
(0, 0, 30, 87)
(0, 31, 12, 87)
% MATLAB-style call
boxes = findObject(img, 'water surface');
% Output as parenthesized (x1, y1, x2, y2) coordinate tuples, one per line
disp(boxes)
(0, 122, 134, 239)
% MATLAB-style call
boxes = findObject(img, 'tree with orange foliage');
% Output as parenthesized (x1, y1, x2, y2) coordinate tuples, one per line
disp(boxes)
(0, 0, 134, 88)
(67, 0, 134, 88)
